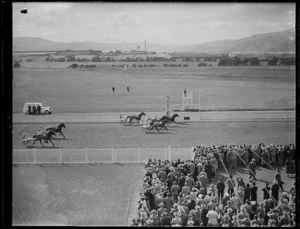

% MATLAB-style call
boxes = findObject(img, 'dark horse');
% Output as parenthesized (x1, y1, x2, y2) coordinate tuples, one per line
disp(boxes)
(32, 130, 56, 147)
(149, 119, 169, 131)
(162, 113, 179, 124)
(124, 112, 145, 124)
(46, 123, 66, 138)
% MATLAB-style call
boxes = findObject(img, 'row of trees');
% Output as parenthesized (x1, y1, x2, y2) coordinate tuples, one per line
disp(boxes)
(268, 56, 295, 66)
(218, 56, 261, 66)
(218, 55, 296, 66)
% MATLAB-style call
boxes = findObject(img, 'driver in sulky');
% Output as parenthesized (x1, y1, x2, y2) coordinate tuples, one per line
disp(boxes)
(37, 127, 48, 143)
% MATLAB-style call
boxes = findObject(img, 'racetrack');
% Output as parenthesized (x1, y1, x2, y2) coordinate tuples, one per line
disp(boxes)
(13, 121, 295, 149)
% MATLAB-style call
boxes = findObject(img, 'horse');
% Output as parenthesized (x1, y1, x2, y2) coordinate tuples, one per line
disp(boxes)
(46, 123, 66, 138)
(149, 119, 169, 131)
(32, 130, 56, 147)
(162, 113, 179, 124)
(124, 112, 145, 124)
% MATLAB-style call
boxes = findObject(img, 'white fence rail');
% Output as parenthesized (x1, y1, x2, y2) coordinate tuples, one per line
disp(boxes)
(13, 111, 295, 124)
(13, 147, 195, 165)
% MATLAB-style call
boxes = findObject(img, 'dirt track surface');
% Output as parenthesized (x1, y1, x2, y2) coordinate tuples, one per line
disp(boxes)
(13, 121, 295, 149)
(13, 164, 144, 226)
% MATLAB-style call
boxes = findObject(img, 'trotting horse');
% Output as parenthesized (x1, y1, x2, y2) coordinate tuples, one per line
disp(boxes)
(46, 123, 66, 138)
(124, 112, 145, 124)
(32, 130, 56, 147)
(149, 119, 169, 131)
(162, 113, 179, 124)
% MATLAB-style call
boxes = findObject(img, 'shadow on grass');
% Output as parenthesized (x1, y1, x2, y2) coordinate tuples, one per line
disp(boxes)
(167, 125, 188, 129)
(145, 131, 176, 134)
(31, 146, 62, 149)
(51, 137, 71, 140)
(175, 122, 189, 126)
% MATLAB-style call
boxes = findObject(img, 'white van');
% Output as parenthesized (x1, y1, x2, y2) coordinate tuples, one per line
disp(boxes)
(23, 102, 53, 114)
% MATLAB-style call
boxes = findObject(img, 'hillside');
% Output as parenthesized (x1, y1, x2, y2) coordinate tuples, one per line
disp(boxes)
(176, 30, 295, 53)
(13, 30, 295, 53)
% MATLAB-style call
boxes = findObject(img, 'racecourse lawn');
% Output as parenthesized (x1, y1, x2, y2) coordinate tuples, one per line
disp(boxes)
(13, 65, 295, 114)
(13, 163, 144, 226)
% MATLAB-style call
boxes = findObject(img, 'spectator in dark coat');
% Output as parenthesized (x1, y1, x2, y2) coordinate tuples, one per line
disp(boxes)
(244, 183, 251, 204)
(205, 161, 213, 183)
(250, 183, 258, 202)
(160, 212, 171, 226)
(248, 159, 256, 180)
(271, 180, 280, 206)
(216, 178, 225, 203)
(262, 183, 271, 200)
(144, 188, 157, 211)
(178, 173, 186, 192)
(275, 168, 284, 191)
(201, 204, 209, 226)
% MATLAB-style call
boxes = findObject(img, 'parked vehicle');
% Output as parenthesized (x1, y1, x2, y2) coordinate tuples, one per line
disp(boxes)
(23, 102, 53, 114)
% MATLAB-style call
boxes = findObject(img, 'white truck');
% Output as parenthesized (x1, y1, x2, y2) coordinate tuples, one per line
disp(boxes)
(23, 102, 53, 114)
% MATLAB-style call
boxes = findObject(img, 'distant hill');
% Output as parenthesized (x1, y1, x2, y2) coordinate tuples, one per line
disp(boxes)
(176, 30, 295, 53)
(13, 37, 181, 53)
(13, 30, 295, 53)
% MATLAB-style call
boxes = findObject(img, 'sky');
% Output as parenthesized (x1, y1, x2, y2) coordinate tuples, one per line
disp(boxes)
(13, 2, 295, 45)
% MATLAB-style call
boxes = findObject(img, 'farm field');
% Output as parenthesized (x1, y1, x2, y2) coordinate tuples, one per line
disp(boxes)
(13, 121, 295, 149)
(13, 64, 295, 114)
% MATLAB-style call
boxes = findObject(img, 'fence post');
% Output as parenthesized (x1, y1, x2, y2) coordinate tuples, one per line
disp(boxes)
(85, 148, 88, 163)
(59, 148, 62, 164)
(165, 147, 167, 160)
(138, 147, 140, 163)
(168, 145, 171, 161)
(33, 148, 36, 164)
(111, 147, 114, 163)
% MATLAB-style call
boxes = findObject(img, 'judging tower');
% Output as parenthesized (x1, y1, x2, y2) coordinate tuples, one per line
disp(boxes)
(183, 91, 193, 110)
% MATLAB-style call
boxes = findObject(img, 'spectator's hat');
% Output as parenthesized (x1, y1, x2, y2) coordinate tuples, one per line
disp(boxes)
(224, 193, 229, 197)
(187, 220, 194, 225)
(161, 212, 168, 216)
(159, 203, 164, 207)
(146, 219, 153, 225)
(282, 192, 288, 196)
(198, 194, 203, 198)
(227, 208, 233, 212)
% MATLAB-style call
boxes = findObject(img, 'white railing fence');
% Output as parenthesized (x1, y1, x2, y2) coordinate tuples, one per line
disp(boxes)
(13, 147, 195, 164)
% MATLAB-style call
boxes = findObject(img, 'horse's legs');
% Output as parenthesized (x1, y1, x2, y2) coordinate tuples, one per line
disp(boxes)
(49, 139, 55, 147)
(155, 126, 159, 132)
(60, 131, 65, 138)
(39, 139, 44, 147)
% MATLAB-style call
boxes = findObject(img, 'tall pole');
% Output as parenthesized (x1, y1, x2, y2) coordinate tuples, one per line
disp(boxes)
(199, 89, 201, 120)
(166, 96, 170, 115)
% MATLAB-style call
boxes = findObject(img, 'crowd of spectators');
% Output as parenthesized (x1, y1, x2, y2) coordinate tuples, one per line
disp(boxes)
(131, 143, 296, 227)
